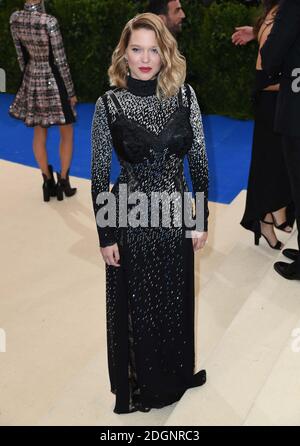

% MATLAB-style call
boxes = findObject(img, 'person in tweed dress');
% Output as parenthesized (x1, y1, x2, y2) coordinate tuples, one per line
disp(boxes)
(9, 0, 77, 201)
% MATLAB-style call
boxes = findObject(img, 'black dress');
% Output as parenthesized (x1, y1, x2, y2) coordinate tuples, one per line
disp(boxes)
(91, 76, 209, 413)
(240, 70, 295, 235)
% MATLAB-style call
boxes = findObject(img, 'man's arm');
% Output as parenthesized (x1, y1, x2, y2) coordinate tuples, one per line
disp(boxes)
(261, 0, 300, 75)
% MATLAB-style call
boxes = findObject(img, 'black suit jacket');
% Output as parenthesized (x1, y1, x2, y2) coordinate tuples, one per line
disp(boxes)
(261, 0, 300, 137)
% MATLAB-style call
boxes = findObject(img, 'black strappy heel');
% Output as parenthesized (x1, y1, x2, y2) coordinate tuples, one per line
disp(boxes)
(271, 213, 293, 233)
(254, 219, 283, 250)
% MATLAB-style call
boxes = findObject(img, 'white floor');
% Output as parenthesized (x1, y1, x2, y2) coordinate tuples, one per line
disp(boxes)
(1, 159, 299, 426)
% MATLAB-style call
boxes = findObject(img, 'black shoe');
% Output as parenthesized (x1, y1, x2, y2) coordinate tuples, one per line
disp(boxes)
(56, 168, 77, 201)
(271, 213, 293, 233)
(274, 261, 300, 280)
(42, 164, 57, 202)
(282, 249, 300, 262)
(254, 219, 283, 250)
(189, 369, 207, 388)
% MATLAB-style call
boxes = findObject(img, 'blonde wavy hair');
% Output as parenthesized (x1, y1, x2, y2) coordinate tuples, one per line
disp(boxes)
(108, 13, 186, 98)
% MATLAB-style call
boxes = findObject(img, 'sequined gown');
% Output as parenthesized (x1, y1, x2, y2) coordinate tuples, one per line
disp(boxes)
(9, 2, 76, 127)
(91, 76, 209, 414)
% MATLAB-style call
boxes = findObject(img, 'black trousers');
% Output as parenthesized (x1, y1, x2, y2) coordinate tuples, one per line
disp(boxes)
(282, 135, 300, 267)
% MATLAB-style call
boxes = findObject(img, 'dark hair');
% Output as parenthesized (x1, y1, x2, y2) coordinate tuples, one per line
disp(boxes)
(147, 0, 172, 16)
(253, 0, 279, 37)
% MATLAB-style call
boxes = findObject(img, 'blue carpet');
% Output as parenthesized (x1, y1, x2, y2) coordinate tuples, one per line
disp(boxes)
(0, 93, 253, 204)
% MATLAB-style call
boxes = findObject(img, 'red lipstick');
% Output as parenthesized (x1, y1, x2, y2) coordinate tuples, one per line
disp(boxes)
(139, 67, 152, 73)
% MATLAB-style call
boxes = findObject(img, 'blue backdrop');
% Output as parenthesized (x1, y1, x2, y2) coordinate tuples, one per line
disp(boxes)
(0, 93, 253, 204)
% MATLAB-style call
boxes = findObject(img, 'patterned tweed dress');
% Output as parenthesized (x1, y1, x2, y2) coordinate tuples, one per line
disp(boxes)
(9, 2, 76, 127)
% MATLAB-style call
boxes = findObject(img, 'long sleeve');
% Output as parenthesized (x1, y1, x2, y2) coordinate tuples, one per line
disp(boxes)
(10, 13, 25, 72)
(261, 0, 300, 75)
(91, 96, 116, 248)
(47, 16, 75, 98)
(187, 84, 209, 232)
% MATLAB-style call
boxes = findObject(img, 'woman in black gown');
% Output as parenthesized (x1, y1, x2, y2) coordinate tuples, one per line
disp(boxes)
(234, 1, 295, 249)
(91, 13, 209, 413)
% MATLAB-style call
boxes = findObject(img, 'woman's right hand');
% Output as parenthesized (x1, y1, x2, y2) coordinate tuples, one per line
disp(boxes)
(232, 26, 254, 46)
(100, 243, 120, 267)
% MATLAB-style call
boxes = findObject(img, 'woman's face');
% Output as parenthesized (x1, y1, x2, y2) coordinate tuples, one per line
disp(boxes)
(125, 28, 162, 81)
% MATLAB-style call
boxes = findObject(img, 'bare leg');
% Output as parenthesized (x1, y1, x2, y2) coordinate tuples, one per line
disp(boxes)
(272, 207, 293, 232)
(59, 124, 73, 178)
(260, 212, 281, 247)
(33, 126, 50, 177)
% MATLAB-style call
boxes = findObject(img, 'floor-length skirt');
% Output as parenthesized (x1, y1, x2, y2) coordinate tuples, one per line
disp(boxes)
(241, 90, 295, 233)
(105, 225, 206, 414)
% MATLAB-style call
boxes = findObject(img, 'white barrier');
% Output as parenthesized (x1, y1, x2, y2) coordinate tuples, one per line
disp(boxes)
(0, 68, 6, 92)
(0, 328, 6, 352)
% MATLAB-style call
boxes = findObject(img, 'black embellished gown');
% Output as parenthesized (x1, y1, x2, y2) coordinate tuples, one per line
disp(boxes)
(91, 76, 209, 414)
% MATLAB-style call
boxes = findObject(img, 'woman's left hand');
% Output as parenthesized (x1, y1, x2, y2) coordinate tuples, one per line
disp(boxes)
(191, 231, 208, 251)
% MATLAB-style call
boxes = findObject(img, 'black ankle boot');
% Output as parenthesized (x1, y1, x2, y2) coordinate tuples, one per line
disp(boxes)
(56, 168, 77, 201)
(42, 164, 57, 202)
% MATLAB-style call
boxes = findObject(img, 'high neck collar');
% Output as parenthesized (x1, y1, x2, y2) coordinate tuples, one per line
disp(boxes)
(127, 75, 157, 97)
(24, 2, 43, 13)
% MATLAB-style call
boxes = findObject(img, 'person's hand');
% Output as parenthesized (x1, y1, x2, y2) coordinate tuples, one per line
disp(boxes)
(69, 96, 78, 107)
(191, 231, 208, 252)
(100, 243, 120, 267)
(232, 26, 254, 46)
